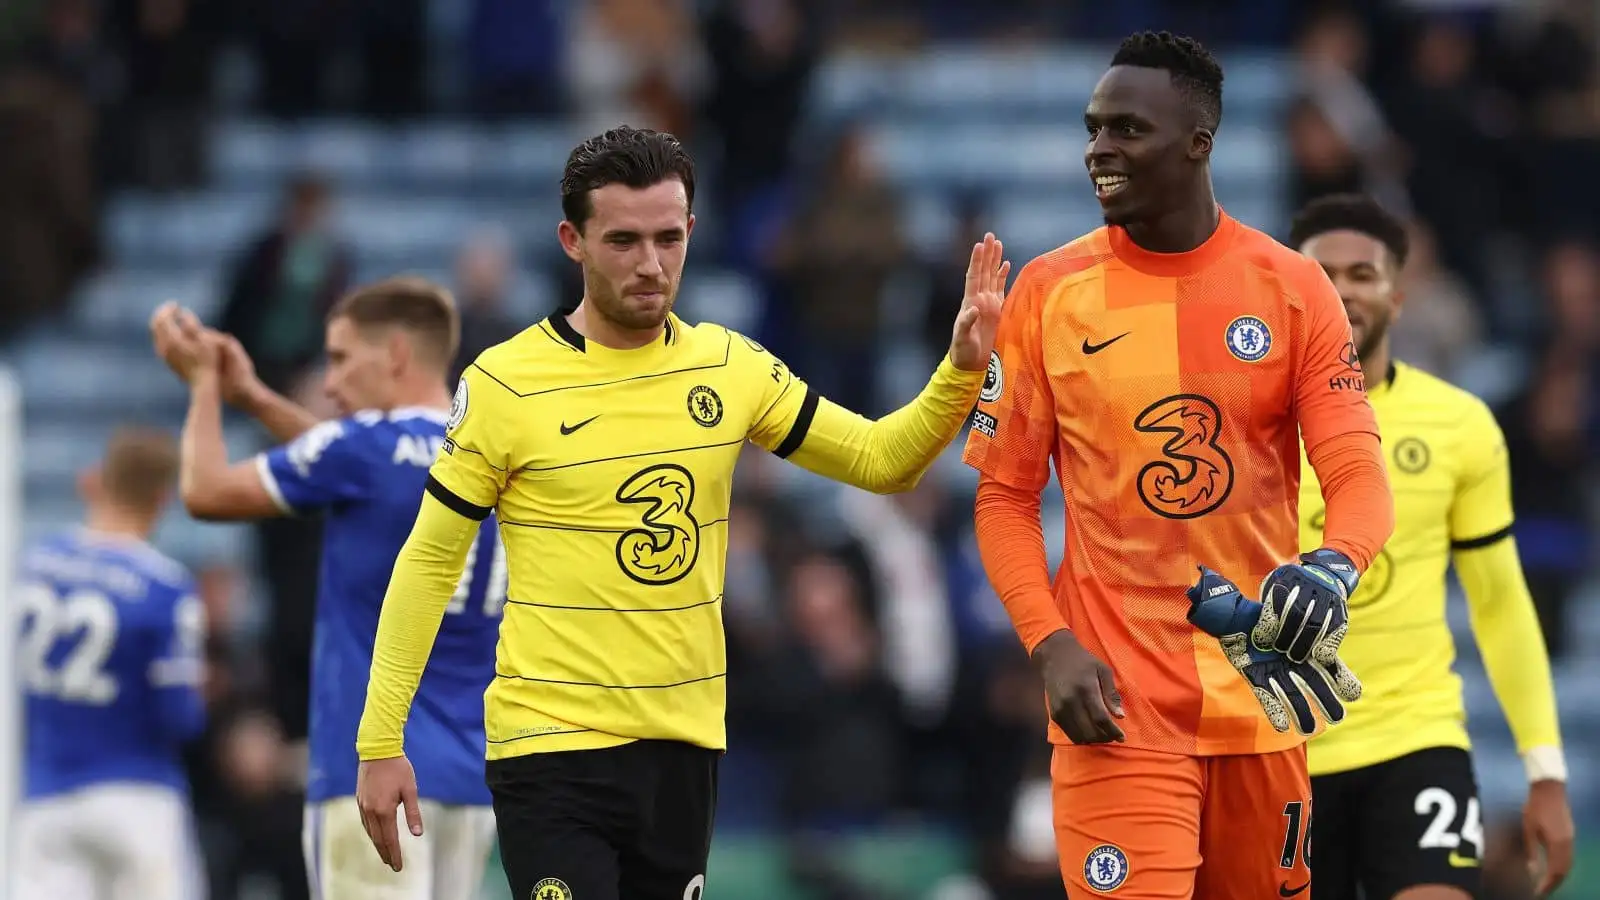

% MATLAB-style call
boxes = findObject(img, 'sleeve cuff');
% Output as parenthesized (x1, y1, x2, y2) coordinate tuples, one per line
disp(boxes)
(1524, 745, 1568, 783)
(254, 454, 295, 515)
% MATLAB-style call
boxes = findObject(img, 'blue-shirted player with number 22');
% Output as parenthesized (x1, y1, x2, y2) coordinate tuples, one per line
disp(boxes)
(151, 277, 502, 900)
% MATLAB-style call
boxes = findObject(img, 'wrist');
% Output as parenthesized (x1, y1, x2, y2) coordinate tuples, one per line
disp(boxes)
(1029, 628, 1076, 663)
(238, 380, 273, 413)
(1524, 745, 1568, 784)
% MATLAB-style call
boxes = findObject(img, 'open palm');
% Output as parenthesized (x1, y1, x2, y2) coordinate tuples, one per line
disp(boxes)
(948, 232, 1009, 371)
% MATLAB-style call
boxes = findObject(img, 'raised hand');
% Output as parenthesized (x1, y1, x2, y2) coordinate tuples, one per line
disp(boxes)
(948, 232, 1009, 371)
(150, 301, 216, 383)
(214, 332, 266, 409)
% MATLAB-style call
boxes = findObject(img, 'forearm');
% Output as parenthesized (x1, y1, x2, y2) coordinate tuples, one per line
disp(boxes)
(1457, 539, 1564, 761)
(179, 374, 233, 514)
(356, 493, 480, 760)
(1306, 431, 1393, 572)
(240, 384, 322, 443)
(787, 357, 984, 493)
(974, 477, 1067, 653)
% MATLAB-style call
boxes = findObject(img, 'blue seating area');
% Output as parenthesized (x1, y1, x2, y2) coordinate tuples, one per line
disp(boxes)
(11, 42, 1598, 837)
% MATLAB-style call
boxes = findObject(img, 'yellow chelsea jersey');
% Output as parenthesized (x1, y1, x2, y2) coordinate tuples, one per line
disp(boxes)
(1300, 362, 1518, 775)
(430, 314, 816, 758)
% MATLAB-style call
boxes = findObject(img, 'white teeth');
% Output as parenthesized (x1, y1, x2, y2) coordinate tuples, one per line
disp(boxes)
(1095, 176, 1128, 195)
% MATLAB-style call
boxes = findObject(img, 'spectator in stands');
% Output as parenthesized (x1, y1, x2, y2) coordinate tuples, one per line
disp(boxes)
(216, 173, 351, 763)
(1390, 221, 1481, 380)
(1385, 16, 1504, 303)
(768, 125, 909, 414)
(464, 0, 565, 117)
(357, 0, 428, 118)
(750, 549, 904, 831)
(702, 0, 818, 229)
(1291, 7, 1410, 215)
(1498, 339, 1593, 661)
(1498, 0, 1600, 240)
(0, 65, 100, 337)
(218, 174, 352, 395)
(450, 226, 523, 382)
(565, 0, 710, 139)
(110, 0, 219, 191)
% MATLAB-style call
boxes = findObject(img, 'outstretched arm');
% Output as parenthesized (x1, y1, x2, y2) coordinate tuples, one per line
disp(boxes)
(751, 235, 1007, 492)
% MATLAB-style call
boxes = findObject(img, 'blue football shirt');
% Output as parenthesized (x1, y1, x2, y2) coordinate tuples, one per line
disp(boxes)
(258, 407, 503, 805)
(17, 529, 206, 799)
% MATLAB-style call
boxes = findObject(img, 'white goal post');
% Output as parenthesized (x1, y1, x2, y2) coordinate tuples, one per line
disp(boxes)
(0, 367, 21, 900)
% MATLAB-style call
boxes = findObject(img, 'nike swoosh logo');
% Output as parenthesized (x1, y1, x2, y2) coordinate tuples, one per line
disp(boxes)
(1447, 851, 1481, 868)
(559, 415, 600, 435)
(1082, 332, 1131, 354)
(1279, 881, 1309, 897)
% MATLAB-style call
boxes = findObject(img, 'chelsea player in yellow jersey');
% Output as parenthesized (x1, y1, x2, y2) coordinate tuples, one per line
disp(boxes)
(1290, 194, 1574, 900)
(351, 126, 1009, 900)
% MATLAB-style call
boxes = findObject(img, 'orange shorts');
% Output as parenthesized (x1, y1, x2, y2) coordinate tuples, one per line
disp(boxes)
(1052, 743, 1312, 899)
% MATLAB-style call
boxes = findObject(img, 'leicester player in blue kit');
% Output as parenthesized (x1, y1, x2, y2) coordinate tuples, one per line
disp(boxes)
(150, 278, 502, 900)
(11, 428, 207, 900)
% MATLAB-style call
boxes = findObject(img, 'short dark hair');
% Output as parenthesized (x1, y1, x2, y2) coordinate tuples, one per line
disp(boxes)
(1288, 193, 1410, 269)
(560, 126, 697, 231)
(101, 427, 179, 512)
(1111, 31, 1225, 132)
(328, 276, 461, 365)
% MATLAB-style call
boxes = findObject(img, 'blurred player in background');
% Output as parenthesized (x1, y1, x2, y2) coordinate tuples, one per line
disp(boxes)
(12, 427, 207, 900)
(353, 125, 1002, 900)
(1291, 194, 1575, 900)
(150, 278, 503, 900)
(965, 32, 1393, 899)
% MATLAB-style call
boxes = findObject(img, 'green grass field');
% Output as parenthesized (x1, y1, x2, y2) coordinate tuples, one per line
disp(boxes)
(473, 831, 1600, 898)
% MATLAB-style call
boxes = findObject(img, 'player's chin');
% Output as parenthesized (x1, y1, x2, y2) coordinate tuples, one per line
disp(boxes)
(1097, 190, 1141, 226)
(620, 292, 671, 327)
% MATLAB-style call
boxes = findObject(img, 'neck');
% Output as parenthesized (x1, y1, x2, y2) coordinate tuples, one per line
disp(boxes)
(389, 374, 454, 411)
(84, 505, 155, 541)
(1121, 182, 1220, 253)
(1364, 340, 1393, 389)
(569, 300, 663, 350)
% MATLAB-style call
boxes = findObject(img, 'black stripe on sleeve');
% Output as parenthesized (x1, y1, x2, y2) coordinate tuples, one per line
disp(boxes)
(426, 475, 493, 521)
(1451, 523, 1513, 551)
(773, 388, 820, 459)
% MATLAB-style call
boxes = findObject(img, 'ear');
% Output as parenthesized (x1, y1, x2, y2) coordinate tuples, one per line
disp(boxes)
(1189, 127, 1214, 161)
(557, 220, 585, 264)
(388, 329, 413, 375)
(685, 212, 696, 240)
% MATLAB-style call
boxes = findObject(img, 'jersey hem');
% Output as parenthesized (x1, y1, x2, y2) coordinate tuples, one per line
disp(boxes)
(1308, 732, 1472, 777)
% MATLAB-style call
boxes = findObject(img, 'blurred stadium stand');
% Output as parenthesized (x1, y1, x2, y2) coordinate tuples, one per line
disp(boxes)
(3, 5, 1598, 895)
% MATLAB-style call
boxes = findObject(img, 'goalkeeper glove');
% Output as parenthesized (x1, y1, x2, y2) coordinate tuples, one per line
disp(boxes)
(1186, 566, 1363, 735)
(1254, 548, 1358, 664)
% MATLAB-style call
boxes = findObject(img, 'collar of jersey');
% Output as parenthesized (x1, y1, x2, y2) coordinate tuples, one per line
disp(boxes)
(1107, 209, 1240, 277)
(547, 311, 679, 357)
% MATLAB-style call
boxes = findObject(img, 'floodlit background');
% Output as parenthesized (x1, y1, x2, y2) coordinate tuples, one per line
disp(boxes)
(2, 0, 1599, 897)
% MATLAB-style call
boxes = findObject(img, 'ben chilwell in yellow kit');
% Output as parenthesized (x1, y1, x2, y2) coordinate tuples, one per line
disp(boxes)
(1289, 194, 1575, 900)
(349, 126, 1013, 900)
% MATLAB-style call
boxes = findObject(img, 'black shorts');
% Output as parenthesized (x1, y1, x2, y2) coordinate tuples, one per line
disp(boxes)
(487, 740, 719, 900)
(1310, 746, 1483, 900)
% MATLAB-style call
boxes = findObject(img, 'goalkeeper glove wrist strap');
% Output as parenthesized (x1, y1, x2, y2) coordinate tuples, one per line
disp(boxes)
(1301, 547, 1359, 595)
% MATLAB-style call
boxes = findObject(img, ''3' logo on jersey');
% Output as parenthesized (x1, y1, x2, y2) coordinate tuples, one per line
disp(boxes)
(1132, 394, 1235, 520)
(615, 464, 701, 585)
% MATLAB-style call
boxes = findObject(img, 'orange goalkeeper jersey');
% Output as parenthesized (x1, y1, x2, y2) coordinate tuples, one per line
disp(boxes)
(964, 213, 1383, 756)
